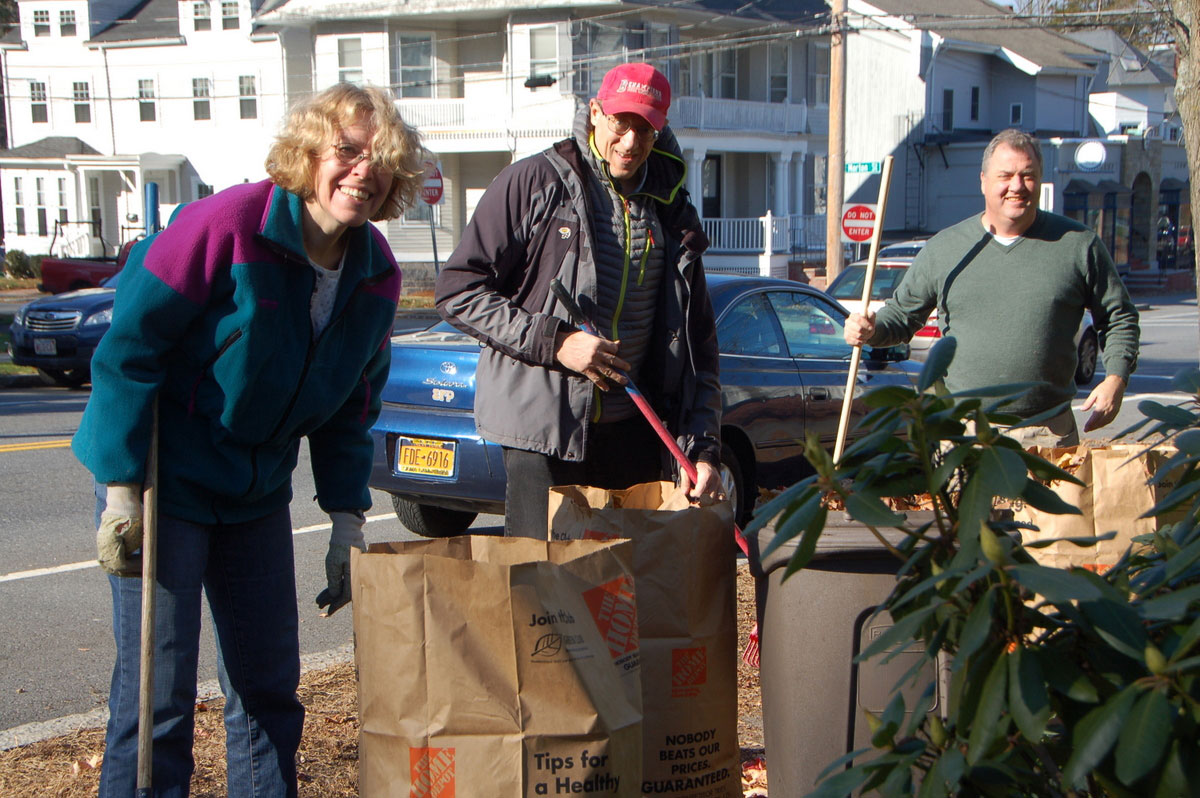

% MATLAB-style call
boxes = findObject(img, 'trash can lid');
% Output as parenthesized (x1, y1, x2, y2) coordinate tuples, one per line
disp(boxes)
(747, 511, 933, 578)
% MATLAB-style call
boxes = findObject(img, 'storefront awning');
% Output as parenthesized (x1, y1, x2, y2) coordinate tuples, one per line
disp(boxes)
(1160, 177, 1189, 192)
(1063, 178, 1097, 194)
(1095, 180, 1131, 195)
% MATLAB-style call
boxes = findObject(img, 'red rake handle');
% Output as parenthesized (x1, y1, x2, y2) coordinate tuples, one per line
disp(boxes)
(549, 280, 749, 555)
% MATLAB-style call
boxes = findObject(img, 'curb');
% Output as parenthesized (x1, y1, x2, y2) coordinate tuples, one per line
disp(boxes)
(0, 372, 44, 389)
(0, 645, 355, 751)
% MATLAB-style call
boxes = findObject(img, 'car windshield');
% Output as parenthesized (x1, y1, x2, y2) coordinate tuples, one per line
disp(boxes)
(828, 265, 908, 302)
(878, 244, 924, 257)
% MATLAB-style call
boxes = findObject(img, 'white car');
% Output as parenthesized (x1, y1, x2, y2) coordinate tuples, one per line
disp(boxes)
(826, 255, 1100, 385)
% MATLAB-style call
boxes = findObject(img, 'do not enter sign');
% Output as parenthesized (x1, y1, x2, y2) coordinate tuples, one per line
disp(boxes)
(421, 161, 444, 205)
(840, 203, 876, 243)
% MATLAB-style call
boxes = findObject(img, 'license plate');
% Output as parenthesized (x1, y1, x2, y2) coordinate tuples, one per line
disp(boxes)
(396, 437, 456, 477)
(33, 338, 57, 356)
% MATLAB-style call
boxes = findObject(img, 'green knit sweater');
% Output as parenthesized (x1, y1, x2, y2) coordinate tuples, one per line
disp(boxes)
(870, 211, 1140, 416)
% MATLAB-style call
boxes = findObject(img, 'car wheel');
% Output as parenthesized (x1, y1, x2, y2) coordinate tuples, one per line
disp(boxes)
(392, 494, 477, 538)
(38, 367, 90, 387)
(719, 444, 750, 527)
(1075, 329, 1099, 386)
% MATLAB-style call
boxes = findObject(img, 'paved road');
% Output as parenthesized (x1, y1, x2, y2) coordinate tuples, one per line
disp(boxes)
(0, 291, 1194, 746)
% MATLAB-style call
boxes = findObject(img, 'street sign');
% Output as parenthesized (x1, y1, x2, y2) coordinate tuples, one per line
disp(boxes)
(840, 203, 877, 243)
(845, 161, 882, 174)
(421, 161, 444, 205)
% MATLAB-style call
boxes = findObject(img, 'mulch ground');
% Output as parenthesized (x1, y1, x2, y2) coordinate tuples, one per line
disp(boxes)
(0, 563, 767, 797)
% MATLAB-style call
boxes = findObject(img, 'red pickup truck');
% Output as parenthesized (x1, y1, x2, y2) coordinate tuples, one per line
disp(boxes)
(37, 238, 141, 294)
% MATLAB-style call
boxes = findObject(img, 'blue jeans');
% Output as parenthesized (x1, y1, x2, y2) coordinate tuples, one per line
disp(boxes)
(96, 485, 304, 798)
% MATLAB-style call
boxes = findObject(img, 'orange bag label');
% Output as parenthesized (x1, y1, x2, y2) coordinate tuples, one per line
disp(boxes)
(410, 746, 455, 798)
(671, 647, 708, 698)
(583, 576, 639, 660)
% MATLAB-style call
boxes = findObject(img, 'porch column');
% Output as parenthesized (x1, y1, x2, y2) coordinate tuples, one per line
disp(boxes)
(794, 153, 808, 215)
(688, 147, 706, 218)
(773, 153, 792, 216)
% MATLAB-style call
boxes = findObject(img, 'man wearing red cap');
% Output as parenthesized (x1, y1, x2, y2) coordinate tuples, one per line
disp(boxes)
(436, 62, 724, 537)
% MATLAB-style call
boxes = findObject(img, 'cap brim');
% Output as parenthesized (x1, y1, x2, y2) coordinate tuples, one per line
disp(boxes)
(601, 99, 667, 132)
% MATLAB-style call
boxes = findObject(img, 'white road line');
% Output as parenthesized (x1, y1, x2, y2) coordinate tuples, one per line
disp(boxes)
(0, 512, 396, 584)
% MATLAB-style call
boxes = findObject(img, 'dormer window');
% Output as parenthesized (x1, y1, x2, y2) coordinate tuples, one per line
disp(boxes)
(33, 9, 50, 36)
(60, 10, 76, 36)
(221, 1, 238, 31)
(193, 2, 211, 31)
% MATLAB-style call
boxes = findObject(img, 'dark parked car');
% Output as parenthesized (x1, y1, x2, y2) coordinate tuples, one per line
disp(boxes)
(7, 271, 118, 386)
(369, 274, 917, 537)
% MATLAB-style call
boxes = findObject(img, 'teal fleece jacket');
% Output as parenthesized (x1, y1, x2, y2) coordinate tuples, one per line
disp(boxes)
(870, 210, 1139, 416)
(72, 180, 401, 524)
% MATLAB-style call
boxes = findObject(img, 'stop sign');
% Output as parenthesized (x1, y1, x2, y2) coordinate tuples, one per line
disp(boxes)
(840, 203, 876, 243)
(421, 161, 444, 205)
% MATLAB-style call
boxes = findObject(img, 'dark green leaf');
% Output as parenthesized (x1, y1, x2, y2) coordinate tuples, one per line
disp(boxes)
(872, 691, 907, 748)
(843, 426, 901, 460)
(1039, 648, 1100, 703)
(782, 517, 826, 579)
(955, 586, 996, 668)
(1007, 645, 1051, 741)
(856, 606, 939, 663)
(976, 446, 1029, 499)
(1019, 479, 1084, 516)
(903, 682, 938, 738)
(917, 336, 956, 393)
(1137, 400, 1197, 426)
(1164, 535, 1200, 583)
(1144, 479, 1200, 520)
(1115, 688, 1171, 786)
(1167, 614, 1200, 664)
(745, 479, 817, 536)
(931, 444, 972, 491)
(917, 749, 965, 798)
(967, 652, 1009, 764)
(806, 762, 873, 798)
(813, 746, 874, 783)
(1162, 655, 1200, 674)
(1062, 685, 1139, 788)
(1015, 448, 1087, 485)
(1009, 564, 1103, 602)
(1139, 583, 1200, 621)
(891, 562, 975, 612)
(957, 475, 992, 552)
(1081, 600, 1148, 660)
(844, 491, 907, 528)
(761, 488, 823, 558)
(1153, 740, 1190, 798)
(862, 384, 918, 408)
(1007, 400, 1074, 431)
(1022, 530, 1116, 549)
(1173, 429, 1200, 455)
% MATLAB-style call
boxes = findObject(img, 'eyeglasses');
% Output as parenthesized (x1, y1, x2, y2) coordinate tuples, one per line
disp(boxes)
(604, 114, 658, 141)
(330, 143, 374, 167)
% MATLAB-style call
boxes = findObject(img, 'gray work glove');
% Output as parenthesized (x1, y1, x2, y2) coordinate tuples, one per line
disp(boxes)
(316, 511, 366, 617)
(96, 483, 144, 577)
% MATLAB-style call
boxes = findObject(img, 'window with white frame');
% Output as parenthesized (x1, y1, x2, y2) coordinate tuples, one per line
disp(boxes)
(403, 200, 436, 225)
(768, 44, 789, 103)
(33, 9, 50, 36)
(238, 75, 257, 119)
(138, 79, 157, 122)
(1010, 103, 1023, 126)
(221, 1, 238, 30)
(338, 38, 363, 85)
(393, 34, 433, 98)
(529, 25, 558, 84)
(60, 10, 76, 36)
(713, 49, 736, 98)
(193, 78, 211, 120)
(13, 178, 26, 236)
(88, 177, 101, 228)
(678, 50, 694, 96)
(193, 1, 211, 31)
(36, 178, 47, 236)
(57, 178, 68, 224)
(73, 82, 91, 123)
(807, 42, 830, 104)
(31, 81, 48, 123)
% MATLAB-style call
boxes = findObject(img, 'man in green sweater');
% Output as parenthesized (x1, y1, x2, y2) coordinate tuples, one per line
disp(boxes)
(844, 128, 1140, 446)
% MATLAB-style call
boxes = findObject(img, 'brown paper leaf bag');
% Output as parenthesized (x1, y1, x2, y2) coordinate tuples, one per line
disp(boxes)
(548, 481, 741, 798)
(1016, 443, 1186, 570)
(352, 536, 643, 798)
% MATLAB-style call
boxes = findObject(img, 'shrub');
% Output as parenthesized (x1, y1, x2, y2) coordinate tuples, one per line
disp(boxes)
(751, 338, 1200, 796)
(4, 250, 33, 278)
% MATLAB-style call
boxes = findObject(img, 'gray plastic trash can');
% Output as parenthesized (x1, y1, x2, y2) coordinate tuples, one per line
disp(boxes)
(748, 513, 944, 795)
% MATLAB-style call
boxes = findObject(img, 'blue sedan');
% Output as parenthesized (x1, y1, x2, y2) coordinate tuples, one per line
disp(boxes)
(369, 274, 916, 537)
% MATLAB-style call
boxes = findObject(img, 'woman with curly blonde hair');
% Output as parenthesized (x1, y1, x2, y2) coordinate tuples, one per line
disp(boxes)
(73, 82, 423, 798)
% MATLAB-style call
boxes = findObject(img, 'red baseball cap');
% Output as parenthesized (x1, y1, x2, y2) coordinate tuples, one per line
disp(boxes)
(597, 63, 671, 131)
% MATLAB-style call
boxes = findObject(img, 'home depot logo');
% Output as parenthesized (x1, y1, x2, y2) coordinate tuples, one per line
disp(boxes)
(582, 576, 638, 660)
(672, 647, 707, 698)
(410, 746, 455, 798)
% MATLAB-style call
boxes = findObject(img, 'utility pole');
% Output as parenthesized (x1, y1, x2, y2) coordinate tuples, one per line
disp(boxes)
(825, 0, 847, 283)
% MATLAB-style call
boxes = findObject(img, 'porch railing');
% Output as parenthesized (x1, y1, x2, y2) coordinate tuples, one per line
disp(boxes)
(702, 213, 829, 257)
